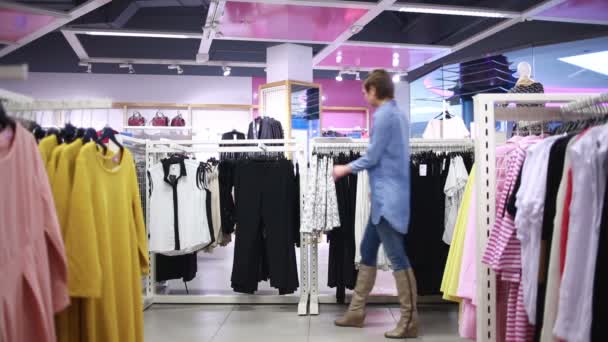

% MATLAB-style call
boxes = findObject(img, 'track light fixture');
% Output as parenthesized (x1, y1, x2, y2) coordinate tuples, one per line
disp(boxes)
(336, 51, 343, 64)
(355, 72, 361, 81)
(392, 52, 400, 67)
(335, 72, 343, 82)
(119, 63, 135, 74)
(168, 65, 183, 75)
(222, 66, 231, 76)
(78, 62, 92, 73)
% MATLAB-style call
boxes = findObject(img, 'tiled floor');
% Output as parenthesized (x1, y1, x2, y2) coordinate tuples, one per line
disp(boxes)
(144, 304, 468, 342)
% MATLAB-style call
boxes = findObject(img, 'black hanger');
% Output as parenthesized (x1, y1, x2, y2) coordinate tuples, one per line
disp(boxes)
(97, 126, 123, 154)
(62, 122, 78, 143)
(83, 127, 97, 143)
(434, 110, 453, 120)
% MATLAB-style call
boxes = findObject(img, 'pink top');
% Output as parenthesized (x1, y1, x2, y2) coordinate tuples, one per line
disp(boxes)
(0, 124, 69, 342)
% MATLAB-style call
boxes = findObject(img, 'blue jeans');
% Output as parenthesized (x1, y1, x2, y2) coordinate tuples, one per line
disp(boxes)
(360, 217, 411, 271)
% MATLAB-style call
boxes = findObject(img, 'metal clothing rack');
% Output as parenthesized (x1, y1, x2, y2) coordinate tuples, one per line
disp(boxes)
(127, 137, 315, 314)
(472, 93, 603, 342)
(305, 137, 474, 315)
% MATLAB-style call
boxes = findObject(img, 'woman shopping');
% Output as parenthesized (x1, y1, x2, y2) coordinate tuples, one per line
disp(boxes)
(333, 69, 417, 339)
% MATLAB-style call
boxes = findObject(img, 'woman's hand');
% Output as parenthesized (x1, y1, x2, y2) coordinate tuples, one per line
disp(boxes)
(333, 165, 352, 181)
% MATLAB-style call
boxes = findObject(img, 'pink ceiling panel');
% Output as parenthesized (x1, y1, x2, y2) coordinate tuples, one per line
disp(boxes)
(0, 9, 56, 42)
(318, 45, 444, 70)
(538, 0, 608, 22)
(221, 2, 367, 42)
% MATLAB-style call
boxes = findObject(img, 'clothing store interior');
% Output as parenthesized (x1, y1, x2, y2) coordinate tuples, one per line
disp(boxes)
(1, 0, 608, 341)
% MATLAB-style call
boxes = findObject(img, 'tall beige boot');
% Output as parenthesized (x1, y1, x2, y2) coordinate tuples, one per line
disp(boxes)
(334, 265, 377, 328)
(385, 268, 419, 339)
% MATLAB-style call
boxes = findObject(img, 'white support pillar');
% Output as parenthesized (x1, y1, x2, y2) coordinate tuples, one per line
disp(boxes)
(266, 43, 313, 83)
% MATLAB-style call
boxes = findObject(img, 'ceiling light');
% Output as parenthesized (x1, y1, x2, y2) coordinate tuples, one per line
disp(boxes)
(223, 66, 231, 76)
(168, 65, 183, 75)
(355, 72, 361, 81)
(86, 64, 92, 73)
(84, 31, 191, 39)
(398, 6, 507, 18)
(336, 51, 343, 64)
(322, 95, 327, 102)
(392, 74, 401, 83)
(350, 25, 363, 34)
(559, 50, 608, 76)
(335, 72, 343, 82)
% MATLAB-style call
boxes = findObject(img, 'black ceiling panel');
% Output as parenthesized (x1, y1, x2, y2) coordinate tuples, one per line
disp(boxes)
(352, 11, 503, 45)
(209, 40, 326, 62)
(123, 6, 208, 31)
(79, 35, 200, 60)
(395, 0, 543, 12)
(407, 20, 608, 81)
(0, 32, 81, 73)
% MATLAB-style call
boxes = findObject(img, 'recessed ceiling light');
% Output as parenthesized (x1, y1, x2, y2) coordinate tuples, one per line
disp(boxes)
(85, 31, 191, 39)
(559, 50, 608, 76)
(399, 7, 507, 18)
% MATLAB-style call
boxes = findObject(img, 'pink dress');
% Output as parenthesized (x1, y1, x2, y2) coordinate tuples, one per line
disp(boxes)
(0, 124, 69, 342)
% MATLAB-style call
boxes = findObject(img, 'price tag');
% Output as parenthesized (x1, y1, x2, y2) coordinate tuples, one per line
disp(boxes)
(419, 164, 427, 177)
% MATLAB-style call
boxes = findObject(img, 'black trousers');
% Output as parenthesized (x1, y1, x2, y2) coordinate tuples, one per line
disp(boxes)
(218, 161, 237, 234)
(328, 153, 359, 303)
(231, 159, 299, 294)
(406, 152, 450, 295)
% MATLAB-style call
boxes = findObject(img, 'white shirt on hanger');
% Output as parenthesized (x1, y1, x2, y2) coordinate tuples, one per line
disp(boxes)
(422, 116, 470, 139)
(554, 125, 608, 342)
(443, 155, 469, 244)
(515, 134, 562, 325)
(148, 159, 211, 255)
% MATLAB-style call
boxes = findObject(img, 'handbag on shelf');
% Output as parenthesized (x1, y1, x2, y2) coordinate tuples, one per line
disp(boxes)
(170, 113, 186, 127)
(151, 111, 169, 126)
(127, 111, 146, 126)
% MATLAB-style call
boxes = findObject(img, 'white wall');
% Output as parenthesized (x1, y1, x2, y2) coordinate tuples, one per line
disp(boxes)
(0, 72, 254, 133)
(0, 72, 253, 104)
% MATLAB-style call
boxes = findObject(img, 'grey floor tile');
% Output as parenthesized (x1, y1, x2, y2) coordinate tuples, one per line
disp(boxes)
(144, 305, 232, 342)
(217, 305, 310, 337)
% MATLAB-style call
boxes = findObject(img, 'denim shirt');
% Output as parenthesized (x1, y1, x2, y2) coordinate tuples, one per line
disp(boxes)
(349, 100, 410, 234)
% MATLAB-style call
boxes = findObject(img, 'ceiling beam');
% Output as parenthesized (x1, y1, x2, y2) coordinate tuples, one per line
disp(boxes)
(0, 0, 112, 58)
(391, 2, 519, 19)
(405, 0, 569, 73)
(63, 27, 203, 39)
(82, 57, 267, 68)
(312, 0, 399, 66)
(215, 36, 332, 45)
(61, 30, 89, 59)
(198, 0, 226, 62)
(0, 1, 71, 18)
(531, 16, 608, 26)
(343, 41, 450, 51)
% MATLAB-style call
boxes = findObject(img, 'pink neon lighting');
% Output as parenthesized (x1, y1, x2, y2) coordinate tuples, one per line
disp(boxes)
(317, 45, 443, 69)
(539, 0, 608, 22)
(0, 9, 56, 42)
(221, 2, 367, 42)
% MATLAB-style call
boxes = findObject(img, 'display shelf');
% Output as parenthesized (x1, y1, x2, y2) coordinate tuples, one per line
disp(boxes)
(124, 125, 193, 130)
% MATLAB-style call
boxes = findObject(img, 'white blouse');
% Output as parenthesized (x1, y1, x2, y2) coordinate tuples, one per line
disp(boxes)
(148, 160, 211, 255)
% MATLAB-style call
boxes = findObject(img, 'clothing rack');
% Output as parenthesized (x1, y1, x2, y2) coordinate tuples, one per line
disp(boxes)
(472, 93, 602, 342)
(306, 137, 474, 315)
(130, 137, 314, 314)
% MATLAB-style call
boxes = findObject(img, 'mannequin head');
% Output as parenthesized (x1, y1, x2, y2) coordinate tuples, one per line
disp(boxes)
(363, 69, 394, 107)
(516, 62, 534, 84)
